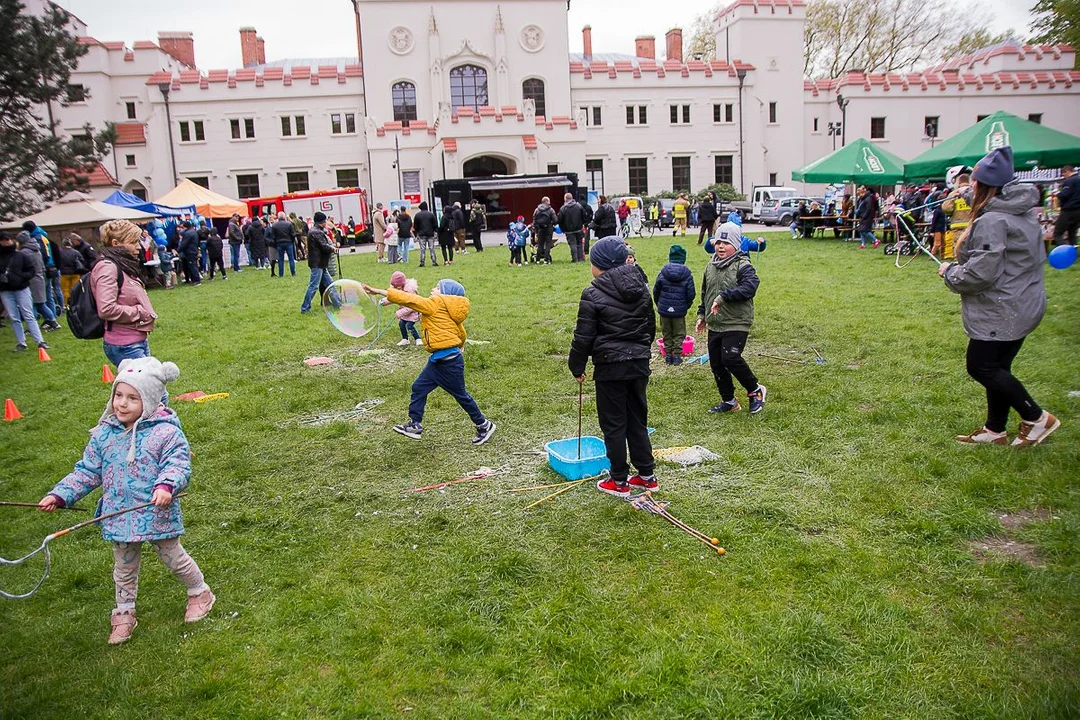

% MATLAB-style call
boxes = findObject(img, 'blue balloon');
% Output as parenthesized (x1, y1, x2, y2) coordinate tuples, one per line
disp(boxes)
(1048, 244, 1077, 270)
(554, 224, 563, 234)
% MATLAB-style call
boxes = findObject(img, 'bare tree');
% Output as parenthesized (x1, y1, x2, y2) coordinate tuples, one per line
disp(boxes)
(686, 7, 718, 61)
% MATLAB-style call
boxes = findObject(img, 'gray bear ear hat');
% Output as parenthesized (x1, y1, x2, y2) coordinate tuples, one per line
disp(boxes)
(104, 357, 180, 460)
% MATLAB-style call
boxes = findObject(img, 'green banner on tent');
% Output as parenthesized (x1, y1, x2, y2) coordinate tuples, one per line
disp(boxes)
(792, 138, 907, 185)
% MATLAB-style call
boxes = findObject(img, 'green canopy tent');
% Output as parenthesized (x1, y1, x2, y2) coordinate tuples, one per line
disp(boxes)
(904, 111, 1080, 181)
(791, 138, 907, 185)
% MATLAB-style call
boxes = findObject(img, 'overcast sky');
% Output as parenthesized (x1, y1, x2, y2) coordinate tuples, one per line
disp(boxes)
(54, 0, 1039, 71)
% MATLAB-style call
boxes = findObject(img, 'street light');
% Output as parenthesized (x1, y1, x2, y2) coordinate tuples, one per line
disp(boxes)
(828, 121, 843, 151)
(736, 67, 747, 195)
(835, 93, 850, 147)
(926, 122, 938, 149)
(158, 82, 179, 185)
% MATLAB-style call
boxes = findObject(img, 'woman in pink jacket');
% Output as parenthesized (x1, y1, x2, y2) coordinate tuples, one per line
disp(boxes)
(92, 220, 158, 367)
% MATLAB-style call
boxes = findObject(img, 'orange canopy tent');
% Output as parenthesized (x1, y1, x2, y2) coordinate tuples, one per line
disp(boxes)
(155, 179, 248, 218)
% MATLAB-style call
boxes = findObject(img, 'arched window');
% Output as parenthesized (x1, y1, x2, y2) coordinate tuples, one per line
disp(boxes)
(392, 81, 417, 124)
(449, 65, 488, 112)
(522, 78, 546, 119)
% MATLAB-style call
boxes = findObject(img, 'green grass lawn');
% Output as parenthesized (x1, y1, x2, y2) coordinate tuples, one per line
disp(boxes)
(1, 235, 1078, 719)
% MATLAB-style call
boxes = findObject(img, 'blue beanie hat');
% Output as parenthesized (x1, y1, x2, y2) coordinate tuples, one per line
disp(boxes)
(590, 236, 629, 270)
(437, 279, 466, 296)
(972, 146, 1014, 187)
(726, 211, 743, 226)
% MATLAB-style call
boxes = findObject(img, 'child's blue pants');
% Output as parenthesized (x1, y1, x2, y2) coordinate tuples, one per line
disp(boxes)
(408, 353, 485, 426)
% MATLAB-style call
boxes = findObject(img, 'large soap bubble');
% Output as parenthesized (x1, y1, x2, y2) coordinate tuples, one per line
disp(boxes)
(323, 279, 379, 338)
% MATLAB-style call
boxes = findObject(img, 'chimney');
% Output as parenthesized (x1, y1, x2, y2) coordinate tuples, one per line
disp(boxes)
(582, 25, 593, 60)
(158, 31, 195, 68)
(256, 36, 266, 65)
(635, 36, 655, 61)
(666, 28, 683, 63)
(239, 26, 258, 67)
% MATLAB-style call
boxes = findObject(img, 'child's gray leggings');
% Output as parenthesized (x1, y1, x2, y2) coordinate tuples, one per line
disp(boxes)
(112, 538, 206, 611)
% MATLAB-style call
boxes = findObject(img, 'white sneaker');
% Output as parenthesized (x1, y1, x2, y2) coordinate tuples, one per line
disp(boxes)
(1012, 411, 1061, 446)
(955, 426, 1008, 445)
(396, 339, 410, 346)
(415, 338, 423, 346)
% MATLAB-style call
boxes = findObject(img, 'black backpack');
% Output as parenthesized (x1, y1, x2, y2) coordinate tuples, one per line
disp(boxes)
(67, 259, 123, 340)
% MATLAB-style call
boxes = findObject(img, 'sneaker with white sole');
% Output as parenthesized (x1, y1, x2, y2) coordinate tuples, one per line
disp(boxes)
(955, 427, 1008, 445)
(415, 338, 423, 346)
(628, 474, 659, 491)
(1012, 411, 1061, 447)
(472, 419, 496, 445)
(393, 420, 423, 439)
(597, 477, 630, 497)
(748, 385, 767, 414)
(108, 609, 137, 645)
(396, 339, 410, 346)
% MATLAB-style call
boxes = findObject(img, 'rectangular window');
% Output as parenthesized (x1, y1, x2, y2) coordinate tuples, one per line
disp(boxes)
(626, 106, 635, 125)
(714, 155, 733, 185)
(244, 118, 255, 139)
(593, 106, 602, 126)
(236, 174, 260, 198)
(178, 121, 203, 143)
(230, 118, 241, 139)
(769, 172, 777, 186)
(336, 168, 359, 188)
(188, 176, 209, 189)
(870, 117, 886, 139)
(281, 116, 292, 136)
(713, 104, 723, 123)
(67, 84, 86, 103)
(924, 115, 939, 138)
(280, 116, 305, 137)
(1028, 113, 1042, 124)
(628, 157, 648, 195)
(586, 158, 604, 195)
(671, 156, 691, 192)
(345, 113, 356, 134)
(125, 154, 136, 168)
(286, 171, 310, 193)
(813, 117, 819, 132)
(638, 106, 647, 125)
(669, 105, 690, 124)
(726, 103, 733, 123)
(194, 121, 204, 141)
(547, 163, 559, 174)
(682, 105, 690, 124)
(331, 114, 342, 134)
(295, 116, 306, 136)
(768, 102, 777, 123)
(670, 105, 678, 124)
(125, 101, 136, 120)
(179, 121, 191, 143)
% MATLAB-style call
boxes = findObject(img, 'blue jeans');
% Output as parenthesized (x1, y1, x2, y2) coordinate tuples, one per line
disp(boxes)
(399, 237, 410, 263)
(276, 243, 296, 276)
(104, 339, 150, 367)
(50, 274, 63, 309)
(859, 230, 877, 246)
(33, 301, 56, 324)
(399, 319, 419, 340)
(199, 241, 208, 271)
(408, 352, 485, 425)
(43, 276, 58, 318)
(1, 288, 44, 345)
(230, 244, 242, 271)
(301, 267, 332, 312)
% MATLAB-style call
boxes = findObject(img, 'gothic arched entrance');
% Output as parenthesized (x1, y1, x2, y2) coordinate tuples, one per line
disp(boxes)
(462, 155, 515, 178)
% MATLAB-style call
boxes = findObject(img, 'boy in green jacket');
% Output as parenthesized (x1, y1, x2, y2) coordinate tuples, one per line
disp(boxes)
(695, 222, 767, 414)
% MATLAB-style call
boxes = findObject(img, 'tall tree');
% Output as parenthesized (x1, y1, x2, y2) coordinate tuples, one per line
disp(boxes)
(1029, 0, 1080, 66)
(0, 0, 113, 219)
(686, 8, 718, 61)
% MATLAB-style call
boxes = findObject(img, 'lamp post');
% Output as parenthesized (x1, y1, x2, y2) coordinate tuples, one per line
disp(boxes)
(736, 67, 747, 195)
(836, 93, 850, 147)
(828, 121, 842, 151)
(926, 122, 938, 149)
(158, 82, 179, 185)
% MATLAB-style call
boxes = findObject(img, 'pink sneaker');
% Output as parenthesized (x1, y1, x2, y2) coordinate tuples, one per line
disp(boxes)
(108, 610, 137, 645)
(185, 588, 216, 623)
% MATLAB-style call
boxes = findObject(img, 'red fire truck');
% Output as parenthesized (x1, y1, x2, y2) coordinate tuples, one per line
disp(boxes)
(247, 187, 369, 233)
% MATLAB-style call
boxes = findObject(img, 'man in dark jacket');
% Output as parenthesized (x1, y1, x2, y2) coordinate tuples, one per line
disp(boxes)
(178, 220, 202, 285)
(245, 217, 266, 269)
(451, 202, 467, 252)
(652, 244, 696, 365)
(591, 196, 617, 239)
(581, 202, 594, 256)
(301, 212, 334, 313)
(289, 212, 308, 260)
(271, 212, 297, 276)
(0, 231, 48, 350)
(412, 201, 439, 267)
(58, 237, 87, 304)
(557, 192, 586, 263)
(533, 197, 558, 264)
(70, 233, 98, 270)
(856, 186, 879, 249)
(1053, 164, 1079, 246)
(206, 226, 226, 280)
(697, 191, 719, 245)
(227, 213, 245, 272)
(568, 237, 657, 497)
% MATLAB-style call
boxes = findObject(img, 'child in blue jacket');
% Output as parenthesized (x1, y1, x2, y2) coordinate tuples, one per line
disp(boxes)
(507, 216, 530, 266)
(40, 357, 214, 644)
(652, 244, 696, 365)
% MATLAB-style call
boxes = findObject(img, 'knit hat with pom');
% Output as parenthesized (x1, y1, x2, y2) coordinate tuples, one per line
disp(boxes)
(105, 357, 180, 460)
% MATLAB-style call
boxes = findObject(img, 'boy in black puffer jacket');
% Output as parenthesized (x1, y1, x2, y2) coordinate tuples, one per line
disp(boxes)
(569, 236, 658, 498)
(652, 244, 696, 366)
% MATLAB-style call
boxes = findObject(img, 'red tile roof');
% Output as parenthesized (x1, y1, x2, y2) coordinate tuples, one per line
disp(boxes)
(113, 123, 146, 146)
(63, 162, 118, 188)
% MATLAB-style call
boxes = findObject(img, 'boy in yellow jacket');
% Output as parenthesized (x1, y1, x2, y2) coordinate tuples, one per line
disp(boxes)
(362, 278, 496, 445)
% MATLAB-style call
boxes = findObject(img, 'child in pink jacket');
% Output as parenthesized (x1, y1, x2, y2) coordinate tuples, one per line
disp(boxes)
(386, 270, 421, 346)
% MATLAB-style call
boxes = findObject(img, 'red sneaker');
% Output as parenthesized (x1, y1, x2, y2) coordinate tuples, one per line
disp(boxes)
(596, 477, 630, 497)
(628, 475, 659, 491)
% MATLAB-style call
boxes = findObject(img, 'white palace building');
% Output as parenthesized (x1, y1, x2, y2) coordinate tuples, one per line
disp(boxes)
(29, 0, 1080, 207)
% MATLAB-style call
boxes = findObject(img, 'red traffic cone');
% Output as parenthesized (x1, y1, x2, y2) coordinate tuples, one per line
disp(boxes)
(4, 398, 23, 421)
(38, 347, 51, 362)
(102, 364, 115, 383)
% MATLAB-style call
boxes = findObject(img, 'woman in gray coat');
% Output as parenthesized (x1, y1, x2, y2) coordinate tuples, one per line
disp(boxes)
(16, 232, 61, 330)
(939, 146, 1060, 447)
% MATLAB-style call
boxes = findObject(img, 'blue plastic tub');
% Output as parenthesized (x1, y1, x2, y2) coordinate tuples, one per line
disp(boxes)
(545, 436, 610, 480)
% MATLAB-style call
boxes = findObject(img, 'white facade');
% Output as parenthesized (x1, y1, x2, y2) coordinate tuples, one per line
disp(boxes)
(35, 0, 1080, 211)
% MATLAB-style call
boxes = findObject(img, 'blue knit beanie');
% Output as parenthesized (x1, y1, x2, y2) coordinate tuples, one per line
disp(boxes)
(437, 279, 466, 296)
(972, 146, 1014, 187)
(590, 236, 629, 270)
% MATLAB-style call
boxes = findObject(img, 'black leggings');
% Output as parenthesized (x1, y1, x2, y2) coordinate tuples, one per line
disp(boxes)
(707, 330, 759, 401)
(439, 238, 454, 263)
(966, 338, 1041, 432)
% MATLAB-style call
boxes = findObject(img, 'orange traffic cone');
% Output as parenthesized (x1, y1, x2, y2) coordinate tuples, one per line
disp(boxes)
(38, 346, 51, 362)
(102, 364, 115, 383)
(4, 398, 23, 421)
